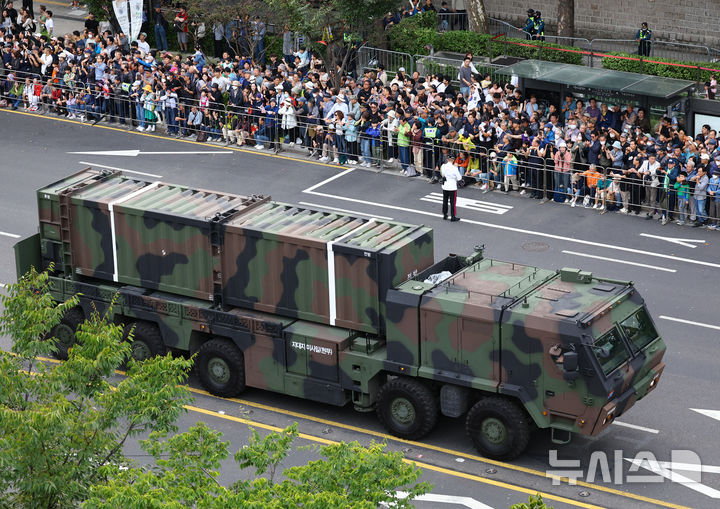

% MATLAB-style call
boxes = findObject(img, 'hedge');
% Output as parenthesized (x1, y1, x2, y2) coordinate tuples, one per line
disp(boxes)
(389, 13, 717, 82)
(388, 13, 582, 65)
(600, 52, 714, 82)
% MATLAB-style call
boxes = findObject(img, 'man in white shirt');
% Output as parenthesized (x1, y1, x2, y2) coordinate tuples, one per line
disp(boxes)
(440, 157, 462, 221)
(135, 32, 150, 55)
(640, 151, 661, 218)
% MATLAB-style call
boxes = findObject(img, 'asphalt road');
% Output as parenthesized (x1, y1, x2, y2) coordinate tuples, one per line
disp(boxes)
(1, 109, 718, 509)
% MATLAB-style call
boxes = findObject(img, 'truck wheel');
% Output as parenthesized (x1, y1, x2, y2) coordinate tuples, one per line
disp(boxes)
(196, 338, 246, 398)
(376, 378, 438, 439)
(128, 322, 167, 362)
(465, 397, 530, 461)
(47, 307, 85, 360)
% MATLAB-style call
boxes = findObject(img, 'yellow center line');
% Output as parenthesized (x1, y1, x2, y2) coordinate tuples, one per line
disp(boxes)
(185, 404, 604, 509)
(0, 108, 348, 170)
(185, 386, 690, 509)
(27, 353, 688, 509)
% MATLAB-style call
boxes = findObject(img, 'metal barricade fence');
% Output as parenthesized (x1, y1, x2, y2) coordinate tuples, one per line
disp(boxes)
(356, 46, 414, 78)
(413, 55, 510, 87)
(488, 18, 530, 41)
(437, 12, 468, 32)
(588, 38, 640, 59)
(0, 70, 703, 222)
(650, 41, 711, 63)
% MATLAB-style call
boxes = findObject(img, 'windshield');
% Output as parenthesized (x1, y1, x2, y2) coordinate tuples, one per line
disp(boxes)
(593, 327, 630, 375)
(619, 308, 659, 353)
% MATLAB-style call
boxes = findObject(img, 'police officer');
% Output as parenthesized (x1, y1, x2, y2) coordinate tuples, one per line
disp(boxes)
(636, 22, 652, 57)
(440, 156, 462, 221)
(532, 11, 545, 41)
(523, 9, 535, 40)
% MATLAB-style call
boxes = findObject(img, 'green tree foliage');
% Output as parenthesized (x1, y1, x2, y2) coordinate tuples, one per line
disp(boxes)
(85, 422, 431, 508)
(0, 267, 194, 508)
(511, 494, 553, 509)
(267, 0, 402, 87)
(1, 268, 430, 508)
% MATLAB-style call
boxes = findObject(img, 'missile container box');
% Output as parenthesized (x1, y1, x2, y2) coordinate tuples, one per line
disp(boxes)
(15, 168, 667, 460)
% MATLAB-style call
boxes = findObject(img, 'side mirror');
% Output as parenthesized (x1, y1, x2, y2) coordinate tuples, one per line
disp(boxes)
(562, 352, 580, 381)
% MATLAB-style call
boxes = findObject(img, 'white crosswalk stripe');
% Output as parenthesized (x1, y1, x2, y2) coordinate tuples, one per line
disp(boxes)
(420, 192, 513, 215)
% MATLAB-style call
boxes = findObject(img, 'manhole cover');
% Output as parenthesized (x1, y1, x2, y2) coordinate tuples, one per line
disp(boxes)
(522, 241, 550, 252)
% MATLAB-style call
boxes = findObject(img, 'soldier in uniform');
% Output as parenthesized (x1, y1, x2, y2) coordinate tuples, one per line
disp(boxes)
(636, 22, 652, 57)
(440, 156, 462, 221)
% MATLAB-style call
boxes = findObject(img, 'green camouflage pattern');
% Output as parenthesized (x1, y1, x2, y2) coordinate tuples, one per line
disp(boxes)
(385, 259, 665, 436)
(20, 168, 666, 449)
(37, 168, 433, 335)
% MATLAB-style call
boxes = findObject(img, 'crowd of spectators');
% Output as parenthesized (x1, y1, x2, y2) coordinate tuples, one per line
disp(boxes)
(1, 3, 719, 230)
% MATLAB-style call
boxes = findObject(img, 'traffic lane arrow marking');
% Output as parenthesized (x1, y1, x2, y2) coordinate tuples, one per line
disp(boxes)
(639, 233, 706, 249)
(420, 193, 513, 215)
(69, 150, 233, 156)
(690, 408, 720, 422)
(625, 458, 720, 499)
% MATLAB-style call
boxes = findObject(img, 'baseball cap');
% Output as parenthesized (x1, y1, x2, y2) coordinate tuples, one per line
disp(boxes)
(667, 158, 677, 165)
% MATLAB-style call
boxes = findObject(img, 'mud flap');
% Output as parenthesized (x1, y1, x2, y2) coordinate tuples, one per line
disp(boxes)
(13, 233, 42, 280)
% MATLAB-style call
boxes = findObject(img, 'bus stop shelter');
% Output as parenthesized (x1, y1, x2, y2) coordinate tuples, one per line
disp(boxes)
(500, 59, 695, 130)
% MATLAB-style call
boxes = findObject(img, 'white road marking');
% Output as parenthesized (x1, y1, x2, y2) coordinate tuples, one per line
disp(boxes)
(71, 150, 232, 157)
(395, 491, 494, 509)
(659, 316, 720, 331)
(690, 408, 720, 422)
(302, 174, 720, 269)
(298, 202, 393, 220)
(0, 231, 21, 238)
(612, 420, 660, 434)
(639, 233, 706, 249)
(625, 458, 720, 499)
(652, 460, 720, 474)
(421, 192, 513, 215)
(561, 250, 676, 273)
(303, 167, 355, 193)
(78, 161, 163, 179)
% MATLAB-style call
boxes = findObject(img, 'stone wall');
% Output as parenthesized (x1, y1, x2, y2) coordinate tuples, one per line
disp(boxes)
(477, 0, 720, 50)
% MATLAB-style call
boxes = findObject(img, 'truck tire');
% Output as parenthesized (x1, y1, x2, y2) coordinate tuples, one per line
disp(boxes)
(196, 338, 246, 398)
(47, 307, 85, 360)
(127, 322, 167, 362)
(376, 378, 438, 440)
(465, 397, 530, 461)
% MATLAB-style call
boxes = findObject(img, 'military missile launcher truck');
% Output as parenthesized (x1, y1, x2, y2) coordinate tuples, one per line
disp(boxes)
(14, 168, 666, 460)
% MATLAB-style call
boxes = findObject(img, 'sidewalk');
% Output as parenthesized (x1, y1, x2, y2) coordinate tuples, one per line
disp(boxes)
(42, 0, 87, 36)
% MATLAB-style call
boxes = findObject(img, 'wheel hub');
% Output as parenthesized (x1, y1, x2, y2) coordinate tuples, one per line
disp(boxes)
(390, 397, 416, 425)
(482, 417, 507, 445)
(131, 340, 152, 361)
(208, 357, 231, 384)
(54, 324, 75, 348)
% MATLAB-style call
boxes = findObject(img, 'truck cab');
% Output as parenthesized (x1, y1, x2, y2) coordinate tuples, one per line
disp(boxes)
(384, 255, 666, 459)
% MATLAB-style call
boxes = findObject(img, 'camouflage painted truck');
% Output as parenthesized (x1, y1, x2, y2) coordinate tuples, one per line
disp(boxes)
(14, 168, 667, 460)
